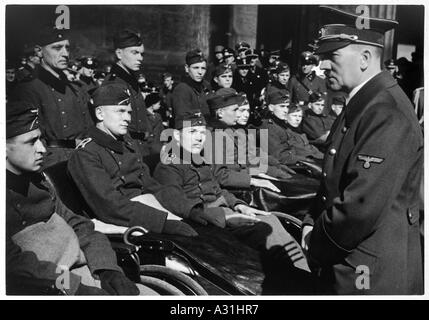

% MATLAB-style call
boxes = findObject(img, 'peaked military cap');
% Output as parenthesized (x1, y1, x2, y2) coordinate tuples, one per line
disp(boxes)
(113, 29, 143, 49)
(235, 41, 251, 52)
(274, 62, 290, 74)
(315, 6, 398, 54)
(236, 57, 252, 68)
(80, 56, 98, 69)
(92, 84, 131, 107)
(269, 50, 280, 57)
(6, 101, 39, 138)
(37, 26, 70, 47)
(244, 48, 259, 58)
(300, 51, 318, 65)
(175, 112, 207, 130)
(222, 48, 235, 58)
(266, 90, 290, 105)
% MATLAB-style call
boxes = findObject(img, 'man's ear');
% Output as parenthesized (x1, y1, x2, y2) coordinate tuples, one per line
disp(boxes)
(172, 129, 181, 143)
(213, 76, 219, 84)
(115, 48, 123, 61)
(360, 48, 372, 71)
(268, 104, 274, 112)
(184, 64, 189, 74)
(95, 106, 104, 122)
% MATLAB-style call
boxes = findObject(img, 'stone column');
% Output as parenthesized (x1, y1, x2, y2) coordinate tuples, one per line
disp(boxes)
(228, 5, 258, 49)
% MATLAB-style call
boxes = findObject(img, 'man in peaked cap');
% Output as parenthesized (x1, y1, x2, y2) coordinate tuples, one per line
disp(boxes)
(102, 29, 152, 157)
(245, 48, 269, 108)
(172, 48, 212, 119)
(302, 6, 423, 294)
(10, 26, 94, 169)
(68, 84, 198, 238)
(6, 100, 147, 295)
(232, 57, 256, 109)
(289, 50, 327, 107)
(16, 45, 41, 82)
(78, 56, 98, 95)
(235, 41, 251, 59)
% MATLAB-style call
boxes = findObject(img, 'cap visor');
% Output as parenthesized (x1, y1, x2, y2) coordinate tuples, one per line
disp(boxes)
(315, 40, 352, 54)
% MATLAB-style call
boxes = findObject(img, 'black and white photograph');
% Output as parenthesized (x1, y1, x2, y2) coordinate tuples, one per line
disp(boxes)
(2, 0, 426, 302)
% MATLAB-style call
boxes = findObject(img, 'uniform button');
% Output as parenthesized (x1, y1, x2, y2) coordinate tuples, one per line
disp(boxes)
(16, 203, 21, 208)
(137, 159, 140, 162)
(329, 148, 336, 155)
(51, 88, 55, 91)
(121, 176, 125, 180)
(408, 211, 413, 220)
(322, 196, 327, 202)
(198, 183, 202, 187)
(63, 125, 67, 128)
(342, 127, 348, 133)
(22, 221, 27, 226)
(58, 98, 62, 102)
(61, 111, 65, 114)
(322, 172, 327, 178)
(111, 150, 114, 154)
(118, 161, 122, 165)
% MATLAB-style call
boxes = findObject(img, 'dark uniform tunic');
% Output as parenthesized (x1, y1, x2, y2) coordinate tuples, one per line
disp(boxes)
(265, 80, 290, 100)
(231, 71, 255, 106)
(146, 110, 164, 155)
(249, 65, 269, 103)
(172, 76, 211, 119)
(6, 170, 121, 294)
(67, 127, 196, 233)
(302, 109, 336, 141)
(289, 71, 327, 106)
(305, 71, 423, 294)
(103, 63, 151, 156)
(11, 67, 93, 168)
(79, 75, 98, 95)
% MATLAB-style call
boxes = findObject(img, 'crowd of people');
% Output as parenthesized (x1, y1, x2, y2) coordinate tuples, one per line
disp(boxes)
(6, 5, 424, 296)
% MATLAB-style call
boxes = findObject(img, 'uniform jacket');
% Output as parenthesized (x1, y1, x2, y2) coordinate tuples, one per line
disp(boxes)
(305, 71, 423, 294)
(153, 148, 246, 210)
(290, 71, 327, 105)
(265, 80, 290, 100)
(146, 110, 164, 155)
(6, 170, 121, 292)
(103, 63, 150, 135)
(172, 76, 211, 118)
(11, 66, 93, 141)
(232, 72, 255, 107)
(68, 127, 195, 233)
(249, 65, 269, 101)
(302, 109, 336, 141)
(79, 75, 98, 95)
(284, 125, 324, 160)
(259, 115, 303, 165)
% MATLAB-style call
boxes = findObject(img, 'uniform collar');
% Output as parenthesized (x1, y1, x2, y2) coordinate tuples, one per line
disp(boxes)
(183, 75, 207, 93)
(207, 118, 230, 130)
(111, 63, 139, 91)
(38, 66, 69, 93)
(89, 126, 134, 154)
(6, 170, 44, 196)
(344, 71, 397, 128)
(269, 113, 288, 129)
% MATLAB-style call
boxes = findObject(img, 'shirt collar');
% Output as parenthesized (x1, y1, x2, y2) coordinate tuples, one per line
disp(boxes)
(345, 72, 380, 106)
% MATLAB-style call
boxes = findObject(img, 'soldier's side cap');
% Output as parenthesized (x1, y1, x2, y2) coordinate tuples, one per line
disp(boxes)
(235, 41, 251, 52)
(309, 91, 326, 103)
(186, 49, 206, 65)
(113, 29, 143, 49)
(175, 112, 207, 130)
(214, 64, 232, 77)
(267, 90, 290, 105)
(315, 6, 398, 54)
(36, 27, 70, 47)
(207, 88, 244, 111)
(274, 62, 290, 74)
(6, 101, 39, 139)
(92, 84, 131, 107)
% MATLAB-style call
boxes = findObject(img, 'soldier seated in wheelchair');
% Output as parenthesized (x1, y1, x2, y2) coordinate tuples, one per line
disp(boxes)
(6, 101, 155, 295)
(153, 112, 310, 275)
(68, 83, 205, 238)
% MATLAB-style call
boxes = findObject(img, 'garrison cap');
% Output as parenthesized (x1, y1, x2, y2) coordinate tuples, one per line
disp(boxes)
(174, 112, 207, 130)
(315, 6, 398, 54)
(308, 91, 327, 103)
(267, 90, 290, 105)
(274, 62, 290, 74)
(207, 88, 245, 111)
(222, 48, 235, 58)
(92, 84, 131, 107)
(37, 26, 70, 47)
(186, 49, 206, 65)
(214, 64, 233, 77)
(113, 29, 143, 49)
(6, 101, 39, 139)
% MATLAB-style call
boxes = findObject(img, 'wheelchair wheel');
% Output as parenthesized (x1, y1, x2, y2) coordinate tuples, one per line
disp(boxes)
(140, 265, 208, 296)
(139, 275, 185, 295)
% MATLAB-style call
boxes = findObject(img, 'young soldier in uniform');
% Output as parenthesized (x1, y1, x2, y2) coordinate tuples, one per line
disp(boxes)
(153, 112, 310, 274)
(265, 62, 291, 100)
(172, 49, 211, 119)
(16, 45, 41, 82)
(212, 64, 233, 91)
(302, 91, 335, 143)
(68, 84, 198, 237)
(144, 91, 164, 155)
(289, 51, 327, 106)
(303, 6, 423, 294)
(11, 27, 93, 169)
(102, 29, 151, 157)
(6, 100, 149, 295)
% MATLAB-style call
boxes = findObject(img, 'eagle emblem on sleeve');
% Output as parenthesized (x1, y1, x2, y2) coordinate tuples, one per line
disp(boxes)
(357, 154, 384, 169)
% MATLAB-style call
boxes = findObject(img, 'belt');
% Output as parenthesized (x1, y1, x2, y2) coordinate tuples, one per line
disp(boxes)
(46, 139, 76, 148)
(129, 131, 147, 140)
